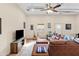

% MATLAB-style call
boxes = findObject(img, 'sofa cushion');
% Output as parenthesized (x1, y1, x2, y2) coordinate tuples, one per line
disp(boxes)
(73, 38, 79, 43)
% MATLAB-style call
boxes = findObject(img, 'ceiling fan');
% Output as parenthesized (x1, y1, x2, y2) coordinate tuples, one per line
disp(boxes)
(26, 3, 79, 14)
(26, 3, 62, 12)
(40, 3, 62, 12)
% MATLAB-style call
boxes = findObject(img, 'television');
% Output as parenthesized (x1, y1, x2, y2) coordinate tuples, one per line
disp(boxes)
(16, 30, 24, 40)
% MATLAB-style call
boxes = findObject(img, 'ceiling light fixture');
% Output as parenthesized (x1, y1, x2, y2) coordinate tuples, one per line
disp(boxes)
(47, 10, 53, 14)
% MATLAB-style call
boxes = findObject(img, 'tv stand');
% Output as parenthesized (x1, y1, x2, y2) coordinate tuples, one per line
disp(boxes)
(10, 37, 24, 54)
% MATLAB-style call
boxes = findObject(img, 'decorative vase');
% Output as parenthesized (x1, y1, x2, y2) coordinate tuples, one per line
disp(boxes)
(33, 35, 37, 40)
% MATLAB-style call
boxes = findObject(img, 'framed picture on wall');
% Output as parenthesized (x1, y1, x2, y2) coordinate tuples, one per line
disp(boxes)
(30, 25, 33, 30)
(23, 22, 26, 29)
(65, 24, 71, 30)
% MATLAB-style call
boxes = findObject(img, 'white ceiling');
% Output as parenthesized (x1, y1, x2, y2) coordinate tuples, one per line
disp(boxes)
(18, 3, 79, 15)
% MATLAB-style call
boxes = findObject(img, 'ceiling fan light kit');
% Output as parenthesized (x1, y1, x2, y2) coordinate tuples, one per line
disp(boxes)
(47, 10, 53, 14)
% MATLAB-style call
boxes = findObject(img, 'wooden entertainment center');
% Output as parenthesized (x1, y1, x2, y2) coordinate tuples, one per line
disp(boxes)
(10, 37, 24, 54)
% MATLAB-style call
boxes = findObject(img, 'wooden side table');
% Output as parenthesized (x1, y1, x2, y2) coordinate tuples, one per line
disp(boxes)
(32, 44, 49, 56)
(10, 42, 18, 54)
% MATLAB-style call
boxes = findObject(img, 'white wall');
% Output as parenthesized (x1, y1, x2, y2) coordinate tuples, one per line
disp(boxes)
(25, 15, 55, 38)
(55, 15, 76, 35)
(75, 15, 79, 33)
(25, 15, 77, 38)
(0, 4, 26, 55)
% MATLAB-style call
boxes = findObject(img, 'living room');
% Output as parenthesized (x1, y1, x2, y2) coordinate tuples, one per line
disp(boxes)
(1, 3, 79, 56)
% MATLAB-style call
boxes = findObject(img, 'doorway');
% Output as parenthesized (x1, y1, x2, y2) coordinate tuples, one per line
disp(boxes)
(55, 23, 63, 34)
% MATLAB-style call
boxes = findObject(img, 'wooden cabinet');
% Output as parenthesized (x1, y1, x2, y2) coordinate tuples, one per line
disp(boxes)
(10, 43, 18, 54)
(10, 38, 24, 54)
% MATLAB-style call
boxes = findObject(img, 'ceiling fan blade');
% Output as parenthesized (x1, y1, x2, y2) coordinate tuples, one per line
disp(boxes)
(40, 9, 49, 11)
(53, 3, 62, 9)
(33, 7, 44, 9)
(52, 9, 58, 12)
(58, 10, 79, 13)
(26, 7, 45, 11)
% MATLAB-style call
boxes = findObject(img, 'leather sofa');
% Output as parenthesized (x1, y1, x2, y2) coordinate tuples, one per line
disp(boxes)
(48, 41, 79, 56)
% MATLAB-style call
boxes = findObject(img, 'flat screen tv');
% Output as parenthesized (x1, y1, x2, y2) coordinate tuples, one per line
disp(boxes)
(16, 30, 24, 40)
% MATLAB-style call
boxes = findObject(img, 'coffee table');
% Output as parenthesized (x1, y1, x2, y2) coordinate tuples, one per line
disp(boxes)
(32, 44, 49, 56)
